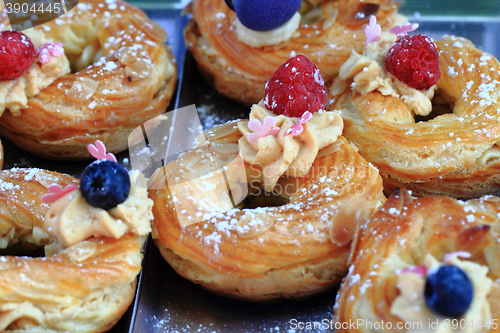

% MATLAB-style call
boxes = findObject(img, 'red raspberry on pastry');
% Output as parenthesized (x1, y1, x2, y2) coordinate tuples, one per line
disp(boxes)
(385, 34, 440, 90)
(0, 31, 36, 80)
(264, 55, 327, 117)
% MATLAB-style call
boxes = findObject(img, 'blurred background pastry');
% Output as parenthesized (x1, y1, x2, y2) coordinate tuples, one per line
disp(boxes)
(184, 0, 404, 105)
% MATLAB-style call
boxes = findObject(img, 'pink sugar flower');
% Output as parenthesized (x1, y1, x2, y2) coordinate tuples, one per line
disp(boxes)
(443, 251, 471, 263)
(285, 111, 312, 137)
(88, 140, 117, 162)
(400, 265, 427, 277)
(247, 117, 280, 143)
(365, 15, 381, 45)
(42, 184, 78, 203)
(37, 42, 64, 64)
(390, 22, 419, 38)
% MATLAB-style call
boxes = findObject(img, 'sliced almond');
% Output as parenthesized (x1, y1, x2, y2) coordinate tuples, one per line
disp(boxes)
(330, 195, 371, 247)
(236, 212, 274, 238)
(125, 59, 152, 81)
(322, 8, 338, 30)
(118, 47, 138, 66)
(455, 224, 491, 255)
(131, 14, 167, 43)
(384, 189, 413, 217)
(66, 77, 99, 100)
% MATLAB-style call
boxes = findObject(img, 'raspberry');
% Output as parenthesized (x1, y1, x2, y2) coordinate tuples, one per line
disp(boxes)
(385, 34, 440, 90)
(0, 31, 36, 81)
(264, 55, 327, 117)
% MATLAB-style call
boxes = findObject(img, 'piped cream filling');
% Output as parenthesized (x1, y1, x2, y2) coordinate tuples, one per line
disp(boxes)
(237, 102, 343, 192)
(235, 12, 301, 48)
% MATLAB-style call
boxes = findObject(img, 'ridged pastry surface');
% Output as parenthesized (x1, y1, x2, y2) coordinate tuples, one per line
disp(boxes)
(149, 121, 385, 302)
(334, 190, 500, 333)
(328, 36, 500, 198)
(184, 0, 402, 104)
(0, 168, 143, 332)
(0, 0, 177, 159)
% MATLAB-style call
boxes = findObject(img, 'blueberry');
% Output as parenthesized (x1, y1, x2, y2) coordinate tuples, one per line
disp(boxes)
(80, 160, 131, 210)
(224, 0, 234, 11)
(424, 265, 473, 318)
(233, 0, 302, 31)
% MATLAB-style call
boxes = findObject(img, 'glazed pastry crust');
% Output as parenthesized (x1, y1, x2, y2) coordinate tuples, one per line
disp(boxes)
(334, 190, 500, 333)
(0, 0, 177, 160)
(184, 0, 402, 105)
(328, 36, 500, 198)
(149, 121, 385, 302)
(0, 169, 143, 332)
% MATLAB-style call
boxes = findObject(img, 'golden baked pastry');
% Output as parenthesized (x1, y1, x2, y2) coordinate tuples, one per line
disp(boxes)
(0, 167, 152, 332)
(334, 190, 500, 332)
(0, 0, 177, 159)
(328, 34, 500, 198)
(184, 0, 403, 105)
(149, 117, 385, 302)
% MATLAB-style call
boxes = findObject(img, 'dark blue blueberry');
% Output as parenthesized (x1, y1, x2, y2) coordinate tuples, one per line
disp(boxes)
(233, 0, 302, 31)
(424, 265, 473, 318)
(224, 0, 234, 11)
(80, 160, 130, 210)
